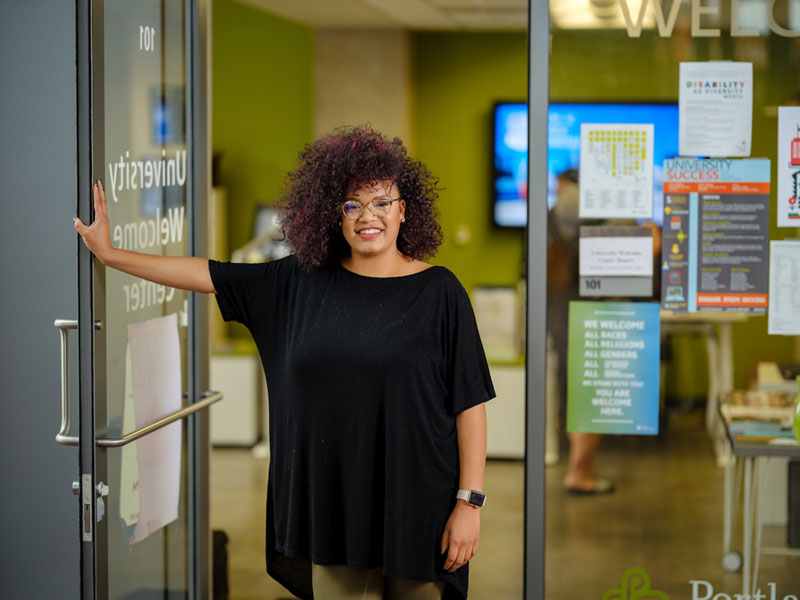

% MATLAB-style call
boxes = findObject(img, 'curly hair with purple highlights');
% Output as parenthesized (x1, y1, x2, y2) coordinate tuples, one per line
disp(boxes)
(277, 126, 443, 268)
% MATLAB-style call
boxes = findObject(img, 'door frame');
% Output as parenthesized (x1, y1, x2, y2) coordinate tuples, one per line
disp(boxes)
(525, 2, 550, 599)
(76, 0, 104, 595)
(188, 0, 212, 596)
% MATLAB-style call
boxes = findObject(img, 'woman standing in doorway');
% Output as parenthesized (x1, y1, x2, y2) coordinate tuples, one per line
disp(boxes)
(75, 126, 495, 600)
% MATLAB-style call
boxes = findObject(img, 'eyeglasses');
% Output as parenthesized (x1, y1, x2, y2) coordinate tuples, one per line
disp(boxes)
(340, 197, 401, 220)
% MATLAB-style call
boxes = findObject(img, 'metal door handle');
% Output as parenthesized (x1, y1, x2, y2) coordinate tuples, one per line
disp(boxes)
(96, 391, 222, 447)
(54, 319, 80, 446)
(54, 319, 223, 447)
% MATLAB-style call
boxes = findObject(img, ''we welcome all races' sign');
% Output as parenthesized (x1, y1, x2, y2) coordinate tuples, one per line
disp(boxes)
(567, 301, 660, 436)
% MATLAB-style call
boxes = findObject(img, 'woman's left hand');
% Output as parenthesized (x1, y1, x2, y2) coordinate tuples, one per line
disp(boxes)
(440, 501, 480, 572)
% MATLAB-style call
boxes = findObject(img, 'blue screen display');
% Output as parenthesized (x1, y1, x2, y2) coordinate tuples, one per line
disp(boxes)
(493, 102, 680, 228)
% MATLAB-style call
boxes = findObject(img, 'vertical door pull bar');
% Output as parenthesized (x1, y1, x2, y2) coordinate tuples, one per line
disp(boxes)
(53, 318, 102, 447)
(54, 319, 79, 446)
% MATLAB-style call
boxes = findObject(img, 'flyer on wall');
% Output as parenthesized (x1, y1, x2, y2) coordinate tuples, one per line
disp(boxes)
(579, 229, 653, 277)
(777, 106, 800, 227)
(660, 158, 770, 314)
(126, 314, 183, 543)
(567, 301, 660, 436)
(679, 62, 752, 157)
(578, 123, 654, 219)
(768, 241, 800, 335)
(578, 226, 654, 298)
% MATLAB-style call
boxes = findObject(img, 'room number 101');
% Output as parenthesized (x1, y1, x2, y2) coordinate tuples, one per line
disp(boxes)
(139, 26, 155, 52)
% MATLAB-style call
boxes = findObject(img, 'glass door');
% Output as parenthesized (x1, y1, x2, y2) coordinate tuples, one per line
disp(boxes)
(76, 0, 212, 597)
(527, 1, 800, 598)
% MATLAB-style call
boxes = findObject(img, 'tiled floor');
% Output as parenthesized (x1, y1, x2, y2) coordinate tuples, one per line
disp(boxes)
(210, 409, 799, 598)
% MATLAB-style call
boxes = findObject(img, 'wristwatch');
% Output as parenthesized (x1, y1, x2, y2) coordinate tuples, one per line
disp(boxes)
(456, 489, 486, 508)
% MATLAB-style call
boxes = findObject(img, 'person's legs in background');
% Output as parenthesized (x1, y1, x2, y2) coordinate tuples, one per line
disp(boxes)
(563, 432, 613, 494)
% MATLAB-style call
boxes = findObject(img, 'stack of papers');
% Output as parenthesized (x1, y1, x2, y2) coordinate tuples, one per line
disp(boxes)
(721, 390, 797, 442)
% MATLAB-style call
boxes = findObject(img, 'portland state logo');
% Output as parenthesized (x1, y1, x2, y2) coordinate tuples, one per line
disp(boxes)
(602, 568, 669, 600)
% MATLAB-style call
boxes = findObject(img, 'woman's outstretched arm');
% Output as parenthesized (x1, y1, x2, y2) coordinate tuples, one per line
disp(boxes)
(74, 180, 215, 294)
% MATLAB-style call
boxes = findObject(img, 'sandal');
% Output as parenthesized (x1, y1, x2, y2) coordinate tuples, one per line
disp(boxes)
(565, 477, 615, 495)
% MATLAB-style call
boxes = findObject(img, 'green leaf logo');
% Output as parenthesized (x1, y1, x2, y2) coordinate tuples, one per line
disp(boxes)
(601, 567, 669, 600)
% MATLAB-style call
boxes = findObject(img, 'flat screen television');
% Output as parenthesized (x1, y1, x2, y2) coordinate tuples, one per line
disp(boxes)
(492, 101, 680, 228)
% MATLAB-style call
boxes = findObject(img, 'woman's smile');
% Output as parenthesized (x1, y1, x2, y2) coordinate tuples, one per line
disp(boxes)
(355, 226, 384, 239)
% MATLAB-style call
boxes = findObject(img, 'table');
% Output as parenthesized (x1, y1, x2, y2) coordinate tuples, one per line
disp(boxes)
(661, 310, 749, 465)
(722, 420, 800, 596)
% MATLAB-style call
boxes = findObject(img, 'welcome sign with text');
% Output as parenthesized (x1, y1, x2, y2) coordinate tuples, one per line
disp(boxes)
(617, 0, 800, 39)
(567, 301, 661, 435)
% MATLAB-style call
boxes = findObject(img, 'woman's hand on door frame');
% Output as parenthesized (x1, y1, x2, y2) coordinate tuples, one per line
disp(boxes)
(74, 180, 114, 263)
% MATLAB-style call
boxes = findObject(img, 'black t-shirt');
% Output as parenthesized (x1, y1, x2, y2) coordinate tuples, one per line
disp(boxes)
(209, 256, 495, 600)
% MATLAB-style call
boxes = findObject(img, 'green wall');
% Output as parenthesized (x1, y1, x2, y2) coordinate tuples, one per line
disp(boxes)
(413, 32, 527, 293)
(212, 0, 314, 254)
(212, 0, 314, 339)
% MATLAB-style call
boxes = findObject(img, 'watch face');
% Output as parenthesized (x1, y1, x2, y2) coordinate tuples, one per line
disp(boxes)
(468, 491, 486, 507)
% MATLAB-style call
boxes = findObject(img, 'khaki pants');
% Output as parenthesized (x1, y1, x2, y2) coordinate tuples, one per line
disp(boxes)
(311, 564, 445, 600)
